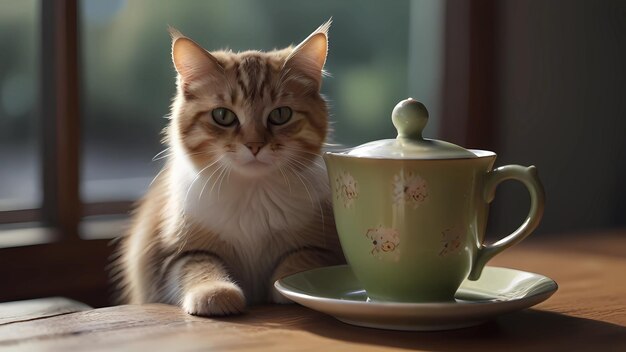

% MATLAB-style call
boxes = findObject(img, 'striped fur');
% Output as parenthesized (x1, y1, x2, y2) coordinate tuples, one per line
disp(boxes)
(114, 21, 344, 316)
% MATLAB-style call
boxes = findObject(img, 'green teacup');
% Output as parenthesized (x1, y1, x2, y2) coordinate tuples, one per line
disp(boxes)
(324, 99, 545, 303)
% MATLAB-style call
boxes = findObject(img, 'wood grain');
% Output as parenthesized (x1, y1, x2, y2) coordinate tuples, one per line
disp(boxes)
(490, 231, 626, 328)
(0, 232, 624, 351)
(0, 297, 90, 325)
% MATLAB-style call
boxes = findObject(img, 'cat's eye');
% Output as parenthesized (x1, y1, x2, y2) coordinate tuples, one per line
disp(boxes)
(268, 107, 292, 126)
(211, 108, 238, 127)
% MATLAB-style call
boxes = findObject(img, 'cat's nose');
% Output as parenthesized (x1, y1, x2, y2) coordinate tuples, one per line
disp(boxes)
(245, 142, 265, 156)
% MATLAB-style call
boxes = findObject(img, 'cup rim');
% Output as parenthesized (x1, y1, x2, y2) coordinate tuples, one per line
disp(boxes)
(324, 149, 496, 161)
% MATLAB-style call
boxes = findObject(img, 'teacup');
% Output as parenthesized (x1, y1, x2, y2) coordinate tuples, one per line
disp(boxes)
(323, 98, 545, 302)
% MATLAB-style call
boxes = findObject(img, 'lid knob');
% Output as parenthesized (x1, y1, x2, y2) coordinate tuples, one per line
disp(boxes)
(392, 98, 429, 140)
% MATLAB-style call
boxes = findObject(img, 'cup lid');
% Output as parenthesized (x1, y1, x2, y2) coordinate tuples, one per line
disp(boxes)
(345, 98, 477, 159)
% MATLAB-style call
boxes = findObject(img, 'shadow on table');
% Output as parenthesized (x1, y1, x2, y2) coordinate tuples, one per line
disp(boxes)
(227, 306, 626, 351)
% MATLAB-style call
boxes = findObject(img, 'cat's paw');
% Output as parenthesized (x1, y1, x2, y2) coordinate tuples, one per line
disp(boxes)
(182, 281, 246, 316)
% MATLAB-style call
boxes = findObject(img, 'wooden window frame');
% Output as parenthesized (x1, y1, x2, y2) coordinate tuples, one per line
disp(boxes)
(441, 0, 498, 150)
(0, 0, 124, 307)
(0, 0, 134, 229)
(41, 0, 81, 238)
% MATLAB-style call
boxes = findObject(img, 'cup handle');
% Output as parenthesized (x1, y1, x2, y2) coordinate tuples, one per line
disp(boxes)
(468, 165, 545, 280)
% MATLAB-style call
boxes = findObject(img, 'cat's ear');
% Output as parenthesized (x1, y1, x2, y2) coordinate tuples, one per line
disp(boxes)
(170, 27, 224, 83)
(283, 20, 331, 89)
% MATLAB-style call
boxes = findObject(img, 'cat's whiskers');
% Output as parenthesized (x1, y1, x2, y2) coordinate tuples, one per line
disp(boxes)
(284, 161, 314, 208)
(220, 165, 234, 200)
(279, 146, 326, 168)
(277, 165, 292, 194)
(323, 141, 342, 148)
(284, 156, 312, 173)
(153, 150, 214, 162)
(149, 167, 168, 187)
(284, 160, 326, 234)
(284, 154, 324, 174)
(198, 163, 227, 201)
(213, 164, 231, 200)
(226, 165, 233, 185)
(280, 144, 323, 156)
(151, 149, 215, 187)
(153, 148, 217, 190)
(152, 148, 171, 161)
(219, 165, 233, 199)
(183, 156, 224, 206)
(301, 174, 326, 235)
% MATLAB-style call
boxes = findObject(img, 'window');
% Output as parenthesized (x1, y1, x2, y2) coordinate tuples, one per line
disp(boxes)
(79, 0, 416, 206)
(0, 0, 445, 306)
(0, 0, 40, 215)
(2, 0, 446, 229)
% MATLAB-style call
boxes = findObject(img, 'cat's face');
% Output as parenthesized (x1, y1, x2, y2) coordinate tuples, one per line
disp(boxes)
(169, 22, 330, 178)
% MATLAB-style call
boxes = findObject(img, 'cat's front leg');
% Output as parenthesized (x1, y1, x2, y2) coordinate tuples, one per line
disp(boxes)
(165, 252, 245, 316)
(269, 248, 343, 304)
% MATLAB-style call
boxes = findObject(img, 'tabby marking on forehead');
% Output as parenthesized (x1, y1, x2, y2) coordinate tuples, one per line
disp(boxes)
(237, 55, 266, 99)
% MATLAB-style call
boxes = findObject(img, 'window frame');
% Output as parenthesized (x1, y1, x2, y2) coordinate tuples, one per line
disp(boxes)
(0, 0, 119, 307)
(0, 0, 133, 229)
(40, 0, 81, 239)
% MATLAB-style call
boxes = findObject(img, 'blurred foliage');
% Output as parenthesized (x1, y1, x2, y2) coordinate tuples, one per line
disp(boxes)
(80, 0, 410, 149)
(0, 0, 411, 151)
(0, 0, 411, 202)
(0, 0, 37, 142)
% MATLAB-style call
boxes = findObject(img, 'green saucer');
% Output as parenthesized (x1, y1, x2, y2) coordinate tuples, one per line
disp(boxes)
(274, 265, 557, 331)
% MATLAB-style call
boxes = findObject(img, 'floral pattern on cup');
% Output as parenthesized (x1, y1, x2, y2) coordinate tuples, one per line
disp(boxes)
(392, 171, 428, 209)
(366, 225, 400, 259)
(335, 171, 358, 208)
(439, 227, 463, 257)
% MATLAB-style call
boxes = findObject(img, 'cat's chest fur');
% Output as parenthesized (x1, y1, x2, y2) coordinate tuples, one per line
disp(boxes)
(171, 155, 329, 253)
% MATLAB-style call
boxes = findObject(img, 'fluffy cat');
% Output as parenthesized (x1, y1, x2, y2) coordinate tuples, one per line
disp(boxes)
(115, 21, 344, 316)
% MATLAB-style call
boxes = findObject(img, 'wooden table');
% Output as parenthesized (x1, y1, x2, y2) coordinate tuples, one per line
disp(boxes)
(1, 231, 625, 351)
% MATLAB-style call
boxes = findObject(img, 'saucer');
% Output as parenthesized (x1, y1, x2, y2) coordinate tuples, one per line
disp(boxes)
(274, 265, 557, 331)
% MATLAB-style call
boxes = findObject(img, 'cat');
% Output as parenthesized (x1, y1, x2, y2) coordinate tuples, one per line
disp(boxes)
(114, 20, 344, 316)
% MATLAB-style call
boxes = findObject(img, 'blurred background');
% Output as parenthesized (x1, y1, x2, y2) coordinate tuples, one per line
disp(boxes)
(0, 0, 624, 306)
(0, 0, 414, 210)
